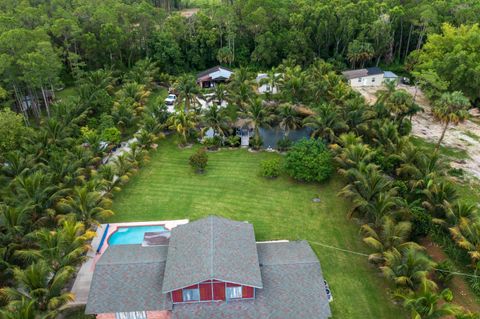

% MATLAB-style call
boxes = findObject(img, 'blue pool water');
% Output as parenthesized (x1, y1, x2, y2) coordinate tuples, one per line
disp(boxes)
(108, 225, 168, 245)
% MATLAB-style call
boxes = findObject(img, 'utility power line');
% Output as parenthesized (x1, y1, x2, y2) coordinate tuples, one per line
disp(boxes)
(308, 240, 480, 279)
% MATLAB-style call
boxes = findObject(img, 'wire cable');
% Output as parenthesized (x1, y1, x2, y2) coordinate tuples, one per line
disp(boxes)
(308, 239, 480, 279)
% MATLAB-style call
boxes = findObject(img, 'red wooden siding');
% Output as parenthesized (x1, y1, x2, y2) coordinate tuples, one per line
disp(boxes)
(171, 289, 183, 303)
(242, 286, 254, 298)
(199, 282, 212, 301)
(171, 280, 255, 304)
(213, 282, 226, 301)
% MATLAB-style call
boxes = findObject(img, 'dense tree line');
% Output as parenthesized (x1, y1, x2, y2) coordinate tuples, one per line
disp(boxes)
(2, 0, 480, 118)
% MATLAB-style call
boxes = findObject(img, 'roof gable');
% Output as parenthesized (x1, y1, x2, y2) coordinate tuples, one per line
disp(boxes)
(162, 216, 262, 292)
(196, 66, 233, 79)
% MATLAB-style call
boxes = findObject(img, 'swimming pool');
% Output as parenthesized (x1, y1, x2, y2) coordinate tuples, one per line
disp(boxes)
(108, 225, 168, 245)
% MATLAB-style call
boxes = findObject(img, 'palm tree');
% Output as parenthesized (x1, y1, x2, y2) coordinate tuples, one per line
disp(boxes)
(361, 217, 420, 263)
(259, 68, 280, 99)
(241, 98, 275, 144)
(203, 104, 231, 137)
(0, 261, 74, 314)
(277, 65, 306, 103)
(228, 82, 254, 111)
(166, 110, 197, 145)
(0, 298, 38, 319)
(115, 82, 150, 116)
(127, 142, 149, 168)
(396, 142, 446, 185)
(11, 171, 65, 224)
(449, 219, 480, 265)
(339, 163, 398, 223)
(208, 83, 227, 106)
(432, 91, 470, 152)
(1, 151, 35, 178)
(336, 143, 375, 175)
(17, 220, 94, 273)
(381, 248, 437, 291)
(304, 104, 348, 143)
(125, 58, 159, 88)
(278, 103, 302, 138)
(57, 186, 113, 227)
(444, 201, 478, 227)
(174, 74, 201, 111)
(395, 286, 460, 319)
(421, 180, 459, 222)
(347, 40, 374, 68)
(376, 80, 397, 104)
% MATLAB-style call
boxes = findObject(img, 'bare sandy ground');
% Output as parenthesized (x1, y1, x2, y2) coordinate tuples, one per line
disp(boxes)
(354, 84, 480, 180)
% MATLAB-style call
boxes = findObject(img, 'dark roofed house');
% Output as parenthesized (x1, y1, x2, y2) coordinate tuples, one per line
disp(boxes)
(196, 66, 233, 88)
(342, 67, 384, 87)
(86, 216, 331, 319)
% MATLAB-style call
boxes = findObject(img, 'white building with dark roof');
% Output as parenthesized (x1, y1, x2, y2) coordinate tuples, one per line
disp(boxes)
(342, 67, 384, 87)
(196, 66, 233, 88)
(85, 216, 332, 319)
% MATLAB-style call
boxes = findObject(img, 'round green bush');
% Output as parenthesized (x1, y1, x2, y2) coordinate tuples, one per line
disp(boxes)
(284, 138, 333, 182)
(260, 159, 281, 178)
(189, 148, 208, 173)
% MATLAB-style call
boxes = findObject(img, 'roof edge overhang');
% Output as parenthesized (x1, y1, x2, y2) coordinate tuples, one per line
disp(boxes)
(162, 277, 263, 294)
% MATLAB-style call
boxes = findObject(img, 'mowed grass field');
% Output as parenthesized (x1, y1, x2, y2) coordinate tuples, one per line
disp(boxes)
(110, 138, 405, 318)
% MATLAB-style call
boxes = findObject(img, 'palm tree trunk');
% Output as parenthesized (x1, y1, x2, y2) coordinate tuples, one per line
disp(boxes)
(435, 121, 449, 152)
(41, 86, 51, 118)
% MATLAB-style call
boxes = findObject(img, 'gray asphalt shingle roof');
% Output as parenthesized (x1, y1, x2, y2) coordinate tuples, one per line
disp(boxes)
(162, 216, 263, 293)
(171, 241, 332, 319)
(85, 245, 172, 314)
(342, 67, 383, 80)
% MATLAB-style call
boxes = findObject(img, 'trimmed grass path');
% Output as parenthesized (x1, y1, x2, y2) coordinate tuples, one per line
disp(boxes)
(110, 138, 404, 318)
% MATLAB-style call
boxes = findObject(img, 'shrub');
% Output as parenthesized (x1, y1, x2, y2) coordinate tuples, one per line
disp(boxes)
(435, 259, 455, 286)
(203, 136, 222, 150)
(226, 135, 240, 147)
(101, 127, 121, 145)
(284, 138, 334, 182)
(189, 148, 208, 173)
(260, 159, 281, 178)
(277, 137, 292, 152)
(250, 136, 263, 150)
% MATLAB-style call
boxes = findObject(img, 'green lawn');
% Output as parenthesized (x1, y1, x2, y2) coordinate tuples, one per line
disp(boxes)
(110, 138, 404, 318)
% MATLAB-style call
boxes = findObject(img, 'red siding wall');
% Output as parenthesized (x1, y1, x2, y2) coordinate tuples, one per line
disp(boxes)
(212, 282, 225, 301)
(242, 286, 254, 298)
(199, 282, 212, 301)
(171, 289, 183, 303)
(171, 280, 255, 304)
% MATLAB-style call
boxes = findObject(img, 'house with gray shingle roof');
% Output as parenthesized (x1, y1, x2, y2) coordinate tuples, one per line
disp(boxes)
(85, 216, 332, 319)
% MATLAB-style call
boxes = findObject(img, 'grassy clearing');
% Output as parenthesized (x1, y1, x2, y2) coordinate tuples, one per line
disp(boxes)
(110, 138, 404, 318)
(410, 136, 469, 160)
(56, 87, 78, 100)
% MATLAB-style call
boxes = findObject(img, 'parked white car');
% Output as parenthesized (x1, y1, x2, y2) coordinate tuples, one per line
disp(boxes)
(164, 94, 177, 105)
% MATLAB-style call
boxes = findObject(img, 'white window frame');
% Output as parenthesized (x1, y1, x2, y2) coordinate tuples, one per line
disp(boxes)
(358, 77, 362, 82)
(182, 287, 200, 302)
(115, 312, 147, 319)
(226, 286, 242, 299)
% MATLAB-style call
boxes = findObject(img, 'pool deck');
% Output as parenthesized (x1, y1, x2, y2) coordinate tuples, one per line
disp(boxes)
(69, 219, 189, 307)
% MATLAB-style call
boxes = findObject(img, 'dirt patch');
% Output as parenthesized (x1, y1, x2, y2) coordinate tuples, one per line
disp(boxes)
(420, 238, 480, 313)
(354, 84, 480, 180)
(179, 8, 199, 18)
